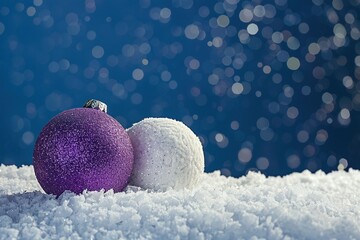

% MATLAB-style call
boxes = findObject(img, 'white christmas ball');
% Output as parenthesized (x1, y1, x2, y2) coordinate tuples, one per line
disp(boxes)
(127, 118, 204, 191)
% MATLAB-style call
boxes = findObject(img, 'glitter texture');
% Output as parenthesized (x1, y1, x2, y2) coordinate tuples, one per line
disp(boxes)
(33, 108, 134, 196)
(127, 118, 204, 191)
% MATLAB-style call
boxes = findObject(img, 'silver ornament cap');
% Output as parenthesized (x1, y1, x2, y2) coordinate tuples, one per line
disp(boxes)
(83, 99, 108, 113)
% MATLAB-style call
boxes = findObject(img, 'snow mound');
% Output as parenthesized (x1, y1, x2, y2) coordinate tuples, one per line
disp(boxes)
(0, 165, 360, 240)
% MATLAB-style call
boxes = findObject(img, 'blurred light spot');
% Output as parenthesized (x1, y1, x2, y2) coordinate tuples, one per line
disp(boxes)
(26, 103, 37, 118)
(303, 144, 316, 157)
(338, 158, 348, 170)
(173, 0, 193, 9)
(217, 15, 230, 28)
(0, 7, 9, 15)
(189, 58, 200, 70)
(184, 24, 200, 39)
(220, 168, 231, 176)
(286, 154, 300, 169)
(169, 80, 177, 89)
(287, 57, 300, 70)
(183, 115, 194, 127)
(276, 50, 289, 62)
(355, 56, 360, 67)
(33, 0, 43, 7)
(86, 30, 96, 40)
(298, 22, 309, 34)
(231, 121, 239, 130)
(215, 133, 229, 148)
(238, 147, 252, 163)
(26, 7, 36, 17)
(340, 108, 350, 119)
(342, 76, 354, 89)
(231, 82, 243, 95)
(149, 7, 161, 20)
(239, 9, 253, 23)
(264, 4, 276, 18)
(260, 128, 274, 141)
(212, 37, 223, 47)
(312, 66, 325, 79)
(92, 46, 104, 58)
(287, 36, 300, 50)
(263, 65, 271, 74)
(283, 85, 294, 98)
(333, 23, 346, 38)
(85, 0, 96, 13)
(132, 68, 144, 81)
(272, 31, 283, 43)
(160, 8, 171, 19)
(272, 73, 282, 84)
(268, 102, 280, 114)
(238, 29, 250, 44)
(253, 5, 266, 18)
(11, 116, 24, 133)
(66, 13, 80, 35)
(247, 23, 259, 35)
(131, 93, 143, 105)
(45, 93, 72, 111)
(0, 22, 5, 35)
(48, 61, 59, 73)
(315, 129, 328, 145)
(59, 59, 70, 70)
(161, 71, 171, 81)
(256, 157, 269, 170)
(112, 83, 126, 98)
(199, 6, 210, 18)
(308, 43, 320, 55)
(345, 13, 355, 24)
(107, 55, 118, 67)
(139, 42, 151, 54)
(297, 130, 309, 143)
(350, 28, 360, 40)
(142, 59, 149, 65)
(332, 0, 344, 11)
(22, 131, 34, 145)
(256, 117, 269, 130)
(327, 155, 337, 167)
(284, 13, 301, 26)
(322, 92, 333, 104)
(337, 108, 351, 126)
(305, 53, 315, 63)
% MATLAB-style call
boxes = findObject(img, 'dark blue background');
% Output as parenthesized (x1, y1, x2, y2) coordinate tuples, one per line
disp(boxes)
(1, 0, 360, 176)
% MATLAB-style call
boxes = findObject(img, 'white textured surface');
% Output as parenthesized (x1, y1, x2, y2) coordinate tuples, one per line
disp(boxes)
(127, 118, 204, 191)
(1, 165, 360, 240)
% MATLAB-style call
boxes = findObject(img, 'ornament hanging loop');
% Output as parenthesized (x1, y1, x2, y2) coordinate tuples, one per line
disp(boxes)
(83, 99, 108, 113)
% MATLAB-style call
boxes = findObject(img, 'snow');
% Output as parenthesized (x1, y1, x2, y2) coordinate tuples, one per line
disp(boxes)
(127, 118, 204, 191)
(1, 165, 360, 240)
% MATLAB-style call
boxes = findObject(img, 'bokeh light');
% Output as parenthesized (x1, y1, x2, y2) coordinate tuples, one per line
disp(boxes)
(1, 0, 360, 177)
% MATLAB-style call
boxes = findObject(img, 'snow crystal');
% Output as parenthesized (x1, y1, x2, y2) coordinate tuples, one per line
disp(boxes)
(0, 165, 360, 239)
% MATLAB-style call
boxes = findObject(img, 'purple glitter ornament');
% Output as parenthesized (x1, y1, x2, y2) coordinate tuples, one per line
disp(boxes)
(33, 100, 134, 196)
